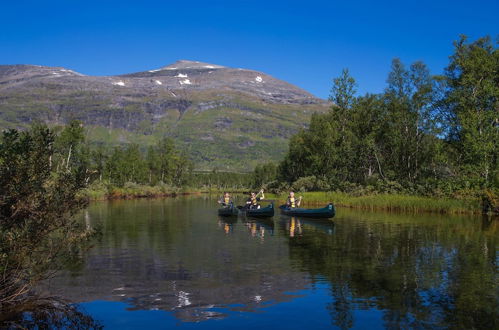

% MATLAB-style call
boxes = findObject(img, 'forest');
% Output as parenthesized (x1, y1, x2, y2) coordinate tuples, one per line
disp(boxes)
(0, 35, 497, 206)
(260, 35, 498, 211)
(0, 34, 497, 326)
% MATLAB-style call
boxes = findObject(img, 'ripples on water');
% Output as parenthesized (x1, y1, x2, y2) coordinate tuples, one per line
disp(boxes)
(43, 196, 498, 329)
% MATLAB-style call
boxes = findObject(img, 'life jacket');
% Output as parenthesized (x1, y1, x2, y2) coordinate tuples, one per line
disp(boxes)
(224, 196, 230, 204)
(251, 196, 258, 205)
(289, 196, 296, 208)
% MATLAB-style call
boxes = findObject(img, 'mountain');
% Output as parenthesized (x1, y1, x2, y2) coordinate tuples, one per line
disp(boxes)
(0, 60, 329, 171)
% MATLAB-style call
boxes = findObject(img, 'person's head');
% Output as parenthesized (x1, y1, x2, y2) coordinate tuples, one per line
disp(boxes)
(224, 192, 229, 197)
(251, 192, 256, 198)
(289, 191, 295, 197)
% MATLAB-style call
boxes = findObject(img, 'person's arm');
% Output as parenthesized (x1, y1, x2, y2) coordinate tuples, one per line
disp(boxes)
(297, 196, 303, 207)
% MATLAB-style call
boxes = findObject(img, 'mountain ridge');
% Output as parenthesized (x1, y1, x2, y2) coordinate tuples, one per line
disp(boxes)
(0, 60, 330, 170)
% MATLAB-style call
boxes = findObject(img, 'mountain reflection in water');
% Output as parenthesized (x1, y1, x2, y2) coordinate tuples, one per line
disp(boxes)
(43, 196, 498, 329)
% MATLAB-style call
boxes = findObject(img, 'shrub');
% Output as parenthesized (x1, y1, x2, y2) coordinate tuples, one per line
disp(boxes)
(291, 176, 317, 192)
(0, 126, 96, 314)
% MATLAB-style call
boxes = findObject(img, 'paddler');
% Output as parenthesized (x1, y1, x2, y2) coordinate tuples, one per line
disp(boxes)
(218, 192, 233, 207)
(286, 191, 302, 208)
(246, 189, 265, 210)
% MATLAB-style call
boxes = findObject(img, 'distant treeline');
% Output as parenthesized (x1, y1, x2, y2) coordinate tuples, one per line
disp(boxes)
(252, 36, 498, 205)
(1, 35, 496, 205)
(41, 121, 192, 187)
(0, 121, 259, 192)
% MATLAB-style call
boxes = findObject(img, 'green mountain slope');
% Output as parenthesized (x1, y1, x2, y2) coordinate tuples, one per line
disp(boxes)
(0, 61, 329, 171)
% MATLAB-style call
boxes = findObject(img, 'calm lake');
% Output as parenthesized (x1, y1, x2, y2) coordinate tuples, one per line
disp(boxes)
(44, 196, 498, 329)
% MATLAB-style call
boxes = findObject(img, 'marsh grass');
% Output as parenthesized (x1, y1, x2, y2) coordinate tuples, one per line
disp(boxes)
(267, 192, 480, 214)
(80, 182, 182, 200)
(82, 183, 480, 214)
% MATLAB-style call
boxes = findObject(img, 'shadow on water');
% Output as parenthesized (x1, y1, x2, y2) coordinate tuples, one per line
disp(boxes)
(36, 196, 498, 328)
(0, 298, 102, 329)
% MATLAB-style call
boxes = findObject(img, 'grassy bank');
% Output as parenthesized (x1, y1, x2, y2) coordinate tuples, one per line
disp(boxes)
(266, 192, 481, 214)
(81, 182, 484, 214)
(80, 182, 250, 200)
(80, 182, 197, 200)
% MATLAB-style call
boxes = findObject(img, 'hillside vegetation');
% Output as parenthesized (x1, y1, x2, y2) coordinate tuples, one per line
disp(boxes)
(0, 61, 328, 171)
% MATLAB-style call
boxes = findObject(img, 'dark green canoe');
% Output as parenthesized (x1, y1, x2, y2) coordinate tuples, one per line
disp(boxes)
(279, 203, 335, 218)
(239, 203, 274, 218)
(218, 204, 238, 216)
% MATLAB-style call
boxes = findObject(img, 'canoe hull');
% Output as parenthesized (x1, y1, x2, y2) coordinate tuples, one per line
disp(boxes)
(218, 205, 238, 216)
(279, 203, 335, 218)
(240, 203, 275, 218)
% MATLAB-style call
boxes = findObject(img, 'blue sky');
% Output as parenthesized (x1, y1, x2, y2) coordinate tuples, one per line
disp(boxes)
(1, 0, 497, 98)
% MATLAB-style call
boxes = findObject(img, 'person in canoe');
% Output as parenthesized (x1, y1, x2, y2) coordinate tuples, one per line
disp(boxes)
(286, 191, 302, 209)
(218, 192, 233, 207)
(246, 189, 265, 210)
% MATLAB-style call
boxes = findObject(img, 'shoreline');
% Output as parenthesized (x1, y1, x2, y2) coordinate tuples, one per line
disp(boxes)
(81, 185, 490, 215)
(266, 192, 483, 215)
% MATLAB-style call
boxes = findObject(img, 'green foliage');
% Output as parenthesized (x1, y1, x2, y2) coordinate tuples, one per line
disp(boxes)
(96, 137, 192, 187)
(0, 86, 328, 172)
(251, 162, 278, 188)
(188, 170, 252, 191)
(0, 124, 95, 310)
(291, 176, 320, 192)
(274, 35, 498, 207)
(444, 35, 498, 187)
(267, 191, 479, 214)
(104, 144, 149, 186)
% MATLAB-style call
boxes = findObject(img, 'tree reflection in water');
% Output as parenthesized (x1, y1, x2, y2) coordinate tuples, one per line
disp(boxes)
(40, 199, 498, 329)
(283, 212, 498, 329)
(0, 298, 101, 329)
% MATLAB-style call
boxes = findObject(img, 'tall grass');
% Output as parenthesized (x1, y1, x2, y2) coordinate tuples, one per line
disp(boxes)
(81, 182, 481, 214)
(266, 191, 480, 214)
(80, 182, 200, 200)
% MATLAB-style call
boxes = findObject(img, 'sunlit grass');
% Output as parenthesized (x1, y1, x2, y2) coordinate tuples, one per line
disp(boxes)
(81, 183, 481, 214)
(266, 192, 480, 214)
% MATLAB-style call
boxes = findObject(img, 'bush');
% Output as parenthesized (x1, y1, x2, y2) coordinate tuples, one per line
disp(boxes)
(291, 176, 317, 192)
(0, 126, 96, 313)
(482, 189, 499, 213)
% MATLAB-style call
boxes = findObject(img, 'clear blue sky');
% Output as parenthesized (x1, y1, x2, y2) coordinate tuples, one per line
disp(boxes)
(1, 0, 497, 98)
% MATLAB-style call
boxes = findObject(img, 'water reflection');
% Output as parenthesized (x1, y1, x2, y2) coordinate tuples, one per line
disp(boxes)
(218, 216, 236, 235)
(43, 197, 498, 329)
(284, 212, 498, 329)
(44, 198, 308, 323)
(242, 217, 275, 241)
(279, 216, 336, 237)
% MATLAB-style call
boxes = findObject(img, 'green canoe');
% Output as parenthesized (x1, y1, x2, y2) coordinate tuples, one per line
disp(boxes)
(279, 203, 335, 218)
(218, 204, 238, 216)
(238, 203, 274, 218)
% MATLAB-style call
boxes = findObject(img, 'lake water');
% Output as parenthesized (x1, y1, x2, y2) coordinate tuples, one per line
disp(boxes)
(44, 196, 498, 329)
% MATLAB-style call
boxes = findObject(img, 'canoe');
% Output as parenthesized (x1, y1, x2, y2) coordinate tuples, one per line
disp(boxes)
(279, 203, 335, 218)
(218, 205, 238, 216)
(239, 203, 274, 218)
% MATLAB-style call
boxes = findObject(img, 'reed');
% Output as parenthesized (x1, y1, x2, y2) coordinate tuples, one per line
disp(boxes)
(266, 192, 480, 214)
